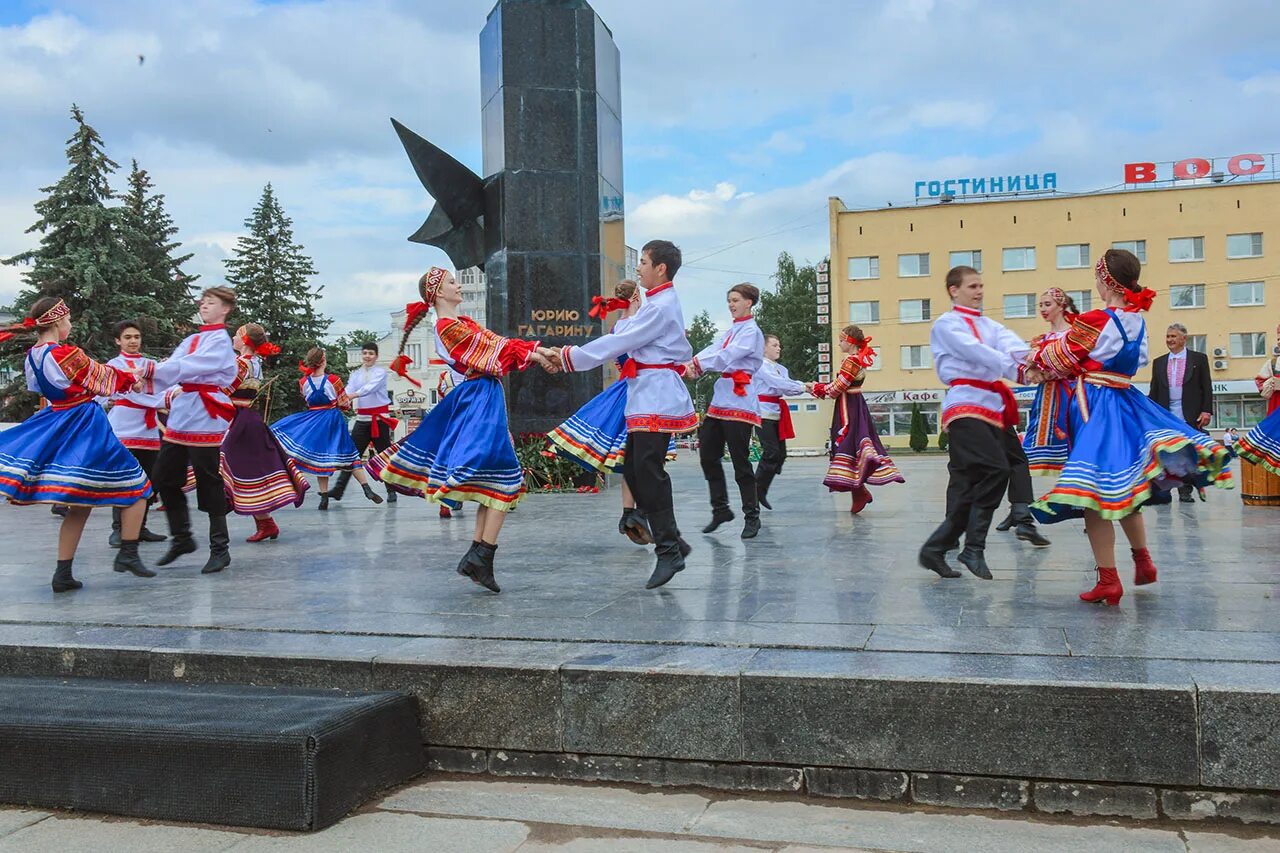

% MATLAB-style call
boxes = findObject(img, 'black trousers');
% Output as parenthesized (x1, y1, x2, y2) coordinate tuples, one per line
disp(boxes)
(1003, 446, 1033, 506)
(130, 447, 159, 492)
(755, 419, 787, 478)
(623, 431, 675, 514)
(925, 419, 1026, 552)
(351, 418, 393, 459)
(154, 440, 227, 518)
(698, 416, 757, 519)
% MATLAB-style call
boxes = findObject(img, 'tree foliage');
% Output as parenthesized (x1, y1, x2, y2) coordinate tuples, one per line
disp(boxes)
(753, 252, 826, 382)
(908, 402, 929, 452)
(684, 309, 719, 410)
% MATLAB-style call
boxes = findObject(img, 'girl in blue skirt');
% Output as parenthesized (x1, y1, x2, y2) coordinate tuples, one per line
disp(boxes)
(0, 297, 156, 591)
(271, 347, 383, 510)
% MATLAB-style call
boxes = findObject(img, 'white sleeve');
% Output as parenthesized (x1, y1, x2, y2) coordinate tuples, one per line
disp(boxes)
(563, 304, 665, 372)
(694, 328, 756, 374)
(933, 319, 1015, 378)
(151, 339, 234, 387)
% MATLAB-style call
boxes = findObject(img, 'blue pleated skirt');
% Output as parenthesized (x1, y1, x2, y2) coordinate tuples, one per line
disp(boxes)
(270, 407, 360, 475)
(547, 380, 629, 473)
(367, 377, 524, 511)
(1022, 380, 1072, 473)
(1239, 407, 1280, 476)
(1032, 384, 1232, 523)
(0, 402, 152, 506)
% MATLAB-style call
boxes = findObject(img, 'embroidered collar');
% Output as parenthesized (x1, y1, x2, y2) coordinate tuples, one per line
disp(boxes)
(118, 352, 140, 360)
(199, 323, 225, 332)
(646, 281, 674, 297)
(732, 315, 753, 324)
(952, 304, 982, 317)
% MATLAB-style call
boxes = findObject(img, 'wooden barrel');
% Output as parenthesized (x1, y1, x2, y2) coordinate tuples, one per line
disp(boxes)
(1241, 459, 1280, 506)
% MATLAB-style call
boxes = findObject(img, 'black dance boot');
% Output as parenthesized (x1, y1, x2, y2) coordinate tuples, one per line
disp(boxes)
(646, 508, 686, 589)
(200, 514, 231, 574)
(139, 502, 166, 542)
(958, 505, 996, 579)
(113, 540, 156, 578)
(328, 469, 351, 501)
(918, 514, 964, 578)
(957, 547, 993, 580)
(459, 542, 500, 593)
(1009, 503, 1050, 547)
(318, 491, 330, 511)
(622, 508, 653, 545)
(51, 559, 82, 593)
(739, 482, 760, 540)
(701, 509, 734, 534)
(385, 485, 397, 504)
(456, 540, 481, 577)
(108, 507, 122, 548)
(994, 510, 1016, 532)
(361, 482, 385, 504)
(157, 502, 196, 567)
(756, 469, 777, 511)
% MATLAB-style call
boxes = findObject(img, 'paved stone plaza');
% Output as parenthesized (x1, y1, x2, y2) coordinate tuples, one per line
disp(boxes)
(0, 454, 1274, 656)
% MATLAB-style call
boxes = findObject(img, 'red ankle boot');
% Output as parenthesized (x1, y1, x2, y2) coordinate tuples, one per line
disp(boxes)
(439, 505, 453, 519)
(850, 488, 873, 514)
(1132, 548, 1158, 586)
(246, 516, 280, 542)
(1080, 566, 1123, 606)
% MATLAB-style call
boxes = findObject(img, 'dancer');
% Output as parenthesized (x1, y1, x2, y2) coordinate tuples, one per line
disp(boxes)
(917, 266, 1032, 580)
(369, 266, 560, 593)
(145, 287, 239, 574)
(752, 334, 805, 510)
(103, 320, 167, 546)
(272, 347, 383, 510)
(807, 325, 904, 513)
(328, 340, 398, 505)
(0, 297, 155, 590)
(1230, 324, 1280, 477)
(220, 324, 308, 541)
(557, 240, 697, 589)
(430, 325, 470, 519)
(1026, 249, 1232, 605)
(687, 283, 765, 539)
(547, 279, 652, 544)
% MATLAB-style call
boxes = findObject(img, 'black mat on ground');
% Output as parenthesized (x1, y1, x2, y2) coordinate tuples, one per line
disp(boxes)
(0, 676, 425, 830)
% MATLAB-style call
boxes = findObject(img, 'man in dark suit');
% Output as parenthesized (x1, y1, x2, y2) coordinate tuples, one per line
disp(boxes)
(1148, 323, 1213, 502)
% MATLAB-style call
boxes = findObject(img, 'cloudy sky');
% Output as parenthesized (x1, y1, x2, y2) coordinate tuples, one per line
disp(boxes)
(2, 0, 1279, 335)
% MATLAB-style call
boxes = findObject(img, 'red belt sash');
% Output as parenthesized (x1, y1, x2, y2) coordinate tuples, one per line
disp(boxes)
(758, 394, 795, 440)
(725, 370, 753, 397)
(180, 384, 235, 421)
(949, 378, 1018, 429)
(113, 399, 158, 430)
(358, 404, 399, 438)
(619, 361, 686, 380)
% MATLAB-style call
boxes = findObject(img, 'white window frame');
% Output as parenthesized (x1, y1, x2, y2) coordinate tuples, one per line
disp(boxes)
(1168, 236, 1205, 263)
(898, 253, 930, 278)
(1002, 247, 1036, 272)
(1227, 281, 1265, 307)
(1003, 294, 1036, 319)
(1170, 284, 1206, 310)
(1187, 334, 1207, 353)
(949, 250, 982, 272)
(848, 256, 880, 280)
(899, 298, 931, 324)
(1112, 240, 1147, 263)
(1226, 232, 1263, 259)
(849, 301, 880, 325)
(1230, 332, 1267, 358)
(899, 345, 932, 370)
(1066, 289, 1092, 312)
(1055, 244, 1090, 269)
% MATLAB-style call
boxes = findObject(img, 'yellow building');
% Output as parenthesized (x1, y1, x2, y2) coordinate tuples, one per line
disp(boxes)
(828, 178, 1280, 448)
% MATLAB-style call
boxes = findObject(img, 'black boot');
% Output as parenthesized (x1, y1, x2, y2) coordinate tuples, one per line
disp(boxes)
(701, 509, 734, 534)
(328, 469, 351, 501)
(200, 514, 231, 574)
(741, 517, 761, 539)
(646, 508, 686, 589)
(957, 546, 993, 580)
(958, 505, 996, 579)
(109, 507, 122, 548)
(456, 541, 481, 576)
(361, 482, 385, 504)
(139, 526, 167, 542)
(385, 486, 397, 504)
(919, 514, 964, 578)
(994, 510, 1016, 532)
(318, 491, 330, 511)
(51, 559, 82, 593)
(756, 469, 777, 511)
(621, 508, 653, 545)
(459, 542, 500, 593)
(157, 501, 196, 567)
(739, 481, 760, 539)
(113, 539, 156, 578)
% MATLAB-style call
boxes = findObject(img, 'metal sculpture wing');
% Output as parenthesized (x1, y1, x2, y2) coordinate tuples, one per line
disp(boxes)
(391, 118, 487, 271)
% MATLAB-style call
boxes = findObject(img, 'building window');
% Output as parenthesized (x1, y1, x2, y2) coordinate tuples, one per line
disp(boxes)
(804, 403, 819, 412)
(1066, 289, 1092, 312)
(1213, 395, 1269, 430)
(1056, 244, 1090, 269)
(1227, 232, 1263, 259)
(869, 403, 940, 437)
(1228, 281, 1265, 307)
(1170, 284, 1205, 309)
(1168, 236, 1204, 263)
(848, 256, 880, 280)
(900, 345, 932, 370)
(849, 301, 880, 324)
(899, 299, 931, 324)
(1002, 247, 1036, 271)
(949, 250, 982, 272)
(1187, 335, 1207, 353)
(898, 253, 930, 277)
(864, 346, 882, 371)
(1112, 240, 1147, 263)
(1230, 332, 1267, 358)
(405, 343, 422, 365)
(1003, 294, 1036, 319)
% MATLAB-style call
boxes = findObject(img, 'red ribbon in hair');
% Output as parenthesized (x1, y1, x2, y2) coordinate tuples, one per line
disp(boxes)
(21, 318, 36, 329)
(404, 301, 430, 329)
(243, 335, 281, 357)
(588, 296, 630, 320)
(0, 317, 38, 344)
(389, 353, 423, 388)
(298, 360, 312, 376)
(1122, 287, 1156, 312)
(853, 335, 876, 368)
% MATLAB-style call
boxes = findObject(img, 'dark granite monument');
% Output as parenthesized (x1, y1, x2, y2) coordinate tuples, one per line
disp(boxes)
(393, 0, 624, 434)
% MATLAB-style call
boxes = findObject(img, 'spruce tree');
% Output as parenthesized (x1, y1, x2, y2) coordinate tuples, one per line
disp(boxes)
(754, 252, 826, 380)
(224, 184, 332, 418)
(119, 160, 199, 352)
(909, 403, 929, 452)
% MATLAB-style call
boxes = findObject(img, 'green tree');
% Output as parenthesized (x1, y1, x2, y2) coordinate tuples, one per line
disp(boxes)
(119, 159, 199, 352)
(908, 402, 929, 452)
(937, 429, 949, 452)
(334, 328, 386, 353)
(754, 251, 826, 381)
(224, 183, 331, 418)
(685, 309, 718, 411)
(1, 105, 156, 418)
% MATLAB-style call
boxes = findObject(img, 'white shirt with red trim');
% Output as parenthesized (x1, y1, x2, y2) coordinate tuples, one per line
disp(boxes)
(149, 325, 239, 446)
(104, 353, 164, 450)
(560, 281, 696, 433)
(691, 316, 765, 425)
(752, 359, 805, 421)
(931, 305, 1029, 430)
(346, 365, 390, 421)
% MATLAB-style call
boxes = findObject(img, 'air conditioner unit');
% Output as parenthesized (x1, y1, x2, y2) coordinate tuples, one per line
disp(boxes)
(1212, 347, 1228, 358)
(1213, 359, 1229, 370)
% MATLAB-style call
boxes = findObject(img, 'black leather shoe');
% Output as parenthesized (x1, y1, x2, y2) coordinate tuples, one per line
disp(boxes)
(918, 547, 962, 578)
(1015, 521, 1051, 547)
(995, 511, 1016, 532)
(108, 528, 122, 548)
(51, 559, 82, 593)
(318, 492, 330, 511)
(622, 510, 653, 545)
(758, 494, 773, 511)
(139, 527, 167, 543)
(1178, 490, 1194, 503)
(156, 535, 197, 567)
(701, 510, 734, 534)
(957, 547, 993, 580)
(456, 541, 481, 576)
(459, 543, 500, 593)
(114, 541, 156, 578)
(361, 483, 385, 504)
(741, 517, 760, 539)
(385, 489, 397, 504)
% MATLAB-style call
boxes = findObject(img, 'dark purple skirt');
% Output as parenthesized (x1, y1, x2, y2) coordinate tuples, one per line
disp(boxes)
(823, 391, 905, 492)
(219, 407, 309, 515)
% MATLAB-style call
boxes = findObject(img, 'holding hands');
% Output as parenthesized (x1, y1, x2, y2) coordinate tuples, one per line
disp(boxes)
(529, 347, 563, 373)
